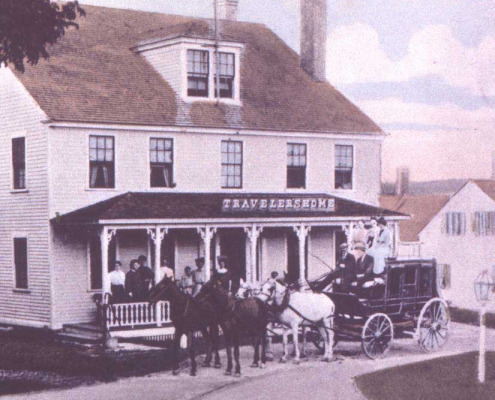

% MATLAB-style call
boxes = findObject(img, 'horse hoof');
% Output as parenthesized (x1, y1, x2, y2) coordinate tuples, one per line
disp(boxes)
(322, 356, 336, 363)
(172, 369, 180, 376)
(234, 372, 241, 378)
(214, 363, 222, 369)
(224, 371, 232, 376)
(190, 371, 197, 377)
(279, 358, 287, 364)
(250, 363, 259, 368)
(203, 362, 211, 368)
(292, 359, 301, 365)
(260, 363, 266, 369)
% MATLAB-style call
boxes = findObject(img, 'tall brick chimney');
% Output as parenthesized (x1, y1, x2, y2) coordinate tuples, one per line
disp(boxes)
(396, 166, 410, 196)
(218, 0, 239, 21)
(300, 0, 327, 81)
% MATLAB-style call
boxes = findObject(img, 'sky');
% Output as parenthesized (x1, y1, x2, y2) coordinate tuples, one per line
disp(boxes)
(79, 0, 495, 182)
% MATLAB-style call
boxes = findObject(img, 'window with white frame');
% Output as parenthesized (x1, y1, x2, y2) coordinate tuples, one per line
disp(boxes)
(12, 137, 26, 190)
(13, 237, 28, 289)
(474, 212, 495, 236)
(221, 140, 242, 188)
(287, 143, 306, 189)
(150, 138, 173, 188)
(215, 52, 235, 99)
(89, 136, 115, 189)
(335, 145, 353, 190)
(443, 212, 466, 236)
(187, 50, 209, 97)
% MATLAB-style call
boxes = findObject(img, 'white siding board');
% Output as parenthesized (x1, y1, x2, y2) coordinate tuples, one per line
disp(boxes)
(0, 67, 51, 327)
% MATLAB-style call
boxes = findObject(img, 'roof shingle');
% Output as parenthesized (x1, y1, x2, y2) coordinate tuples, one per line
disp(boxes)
(15, 5, 382, 134)
(54, 192, 405, 224)
(380, 194, 450, 242)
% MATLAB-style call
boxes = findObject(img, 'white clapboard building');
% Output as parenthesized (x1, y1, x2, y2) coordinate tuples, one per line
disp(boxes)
(381, 180, 495, 311)
(0, 2, 404, 337)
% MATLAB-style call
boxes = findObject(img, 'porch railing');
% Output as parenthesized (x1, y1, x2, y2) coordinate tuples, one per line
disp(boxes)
(106, 301, 171, 329)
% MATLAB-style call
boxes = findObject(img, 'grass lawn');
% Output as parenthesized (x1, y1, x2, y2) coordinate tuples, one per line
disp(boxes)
(355, 352, 495, 400)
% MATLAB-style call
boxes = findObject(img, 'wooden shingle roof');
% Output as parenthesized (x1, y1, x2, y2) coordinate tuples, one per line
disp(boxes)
(380, 194, 450, 242)
(15, 5, 382, 134)
(53, 192, 405, 224)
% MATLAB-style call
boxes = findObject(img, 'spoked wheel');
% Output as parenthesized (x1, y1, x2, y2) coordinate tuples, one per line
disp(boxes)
(311, 330, 339, 351)
(362, 313, 394, 359)
(417, 298, 450, 353)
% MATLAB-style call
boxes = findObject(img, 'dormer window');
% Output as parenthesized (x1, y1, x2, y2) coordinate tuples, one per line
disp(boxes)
(187, 50, 209, 97)
(215, 52, 235, 99)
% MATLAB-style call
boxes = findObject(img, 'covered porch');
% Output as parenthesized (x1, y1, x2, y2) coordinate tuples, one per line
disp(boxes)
(52, 192, 406, 337)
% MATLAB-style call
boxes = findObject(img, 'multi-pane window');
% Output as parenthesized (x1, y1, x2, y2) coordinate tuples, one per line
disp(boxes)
(187, 50, 209, 97)
(474, 212, 495, 236)
(444, 212, 466, 236)
(150, 138, 173, 188)
(287, 143, 306, 189)
(335, 145, 353, 190)
(215, 52, 235, 98)
(14, 238, 28, 289)
(12, 137, 26, 189)
(89, 136, 115, 189)
(221, 141, 242, 188)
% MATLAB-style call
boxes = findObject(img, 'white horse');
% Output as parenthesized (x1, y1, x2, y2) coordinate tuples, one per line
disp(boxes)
(262, 280, 335, 364)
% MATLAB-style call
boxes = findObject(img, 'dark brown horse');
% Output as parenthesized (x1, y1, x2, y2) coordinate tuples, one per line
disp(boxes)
(197, 279, 269, 376)
(148, 277, 221, 376)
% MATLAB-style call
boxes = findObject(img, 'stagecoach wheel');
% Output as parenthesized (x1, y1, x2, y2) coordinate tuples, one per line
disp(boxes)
(362, 313, 394, 360)
(312, 331, 338, 351)
(417, 298, 450, 353)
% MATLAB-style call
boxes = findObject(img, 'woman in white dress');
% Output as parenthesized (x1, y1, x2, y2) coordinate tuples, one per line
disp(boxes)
(370, 217, 391, 274)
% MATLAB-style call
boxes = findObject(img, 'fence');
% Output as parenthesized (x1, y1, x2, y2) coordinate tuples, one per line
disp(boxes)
(106, 301, 171, 329)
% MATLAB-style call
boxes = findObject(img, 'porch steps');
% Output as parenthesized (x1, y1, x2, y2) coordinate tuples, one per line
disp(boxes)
(56, 323, 104, 346)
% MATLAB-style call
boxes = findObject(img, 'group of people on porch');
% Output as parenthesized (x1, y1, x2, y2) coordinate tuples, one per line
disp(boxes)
(107, 254, 213, 303)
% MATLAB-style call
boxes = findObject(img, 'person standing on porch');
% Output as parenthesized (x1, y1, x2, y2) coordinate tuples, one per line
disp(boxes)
(179, 266, 194, 295)
(159, 258, 175, 281)
(192, 257, 206, 296)
(137, 255, 155, 298)
(108, 261, 126, 303)
(214, 255, 234, 292)
(125, 259, 142, 301)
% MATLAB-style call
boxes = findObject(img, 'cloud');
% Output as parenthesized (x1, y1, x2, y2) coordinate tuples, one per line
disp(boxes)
(358, 97, 495, 132)
(327, 23, 495, 96)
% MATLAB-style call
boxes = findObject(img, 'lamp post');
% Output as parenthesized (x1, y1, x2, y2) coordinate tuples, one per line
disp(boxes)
(474, 270, 494, 384)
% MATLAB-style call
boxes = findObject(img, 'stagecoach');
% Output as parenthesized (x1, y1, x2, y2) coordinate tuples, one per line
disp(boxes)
(308, 258, 450, 359)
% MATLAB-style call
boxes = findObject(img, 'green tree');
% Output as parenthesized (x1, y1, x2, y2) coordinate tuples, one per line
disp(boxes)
(0, 0, 85, 72)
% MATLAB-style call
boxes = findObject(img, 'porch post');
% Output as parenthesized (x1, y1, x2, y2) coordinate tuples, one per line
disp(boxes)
(293, 225, 311, 284)
(147, 227, 168, 327)
(147, 227, 168, 285)
(244, 225, 263, 284)
(197, 227, 216, 281)
(100, 228, 116, 304)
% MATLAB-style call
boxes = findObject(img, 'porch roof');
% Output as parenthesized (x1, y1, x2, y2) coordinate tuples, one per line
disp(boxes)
(52, 192, 407, 225)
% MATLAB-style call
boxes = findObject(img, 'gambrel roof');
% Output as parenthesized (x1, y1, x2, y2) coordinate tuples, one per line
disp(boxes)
(14, 5, 382, 134)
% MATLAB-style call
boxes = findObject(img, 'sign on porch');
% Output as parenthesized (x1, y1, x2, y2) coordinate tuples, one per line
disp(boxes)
(222, 197, 336, 213)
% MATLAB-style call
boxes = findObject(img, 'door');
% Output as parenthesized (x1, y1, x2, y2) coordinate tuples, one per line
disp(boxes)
(287, 230, 299, 283)
(220, 229, 246, 281)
